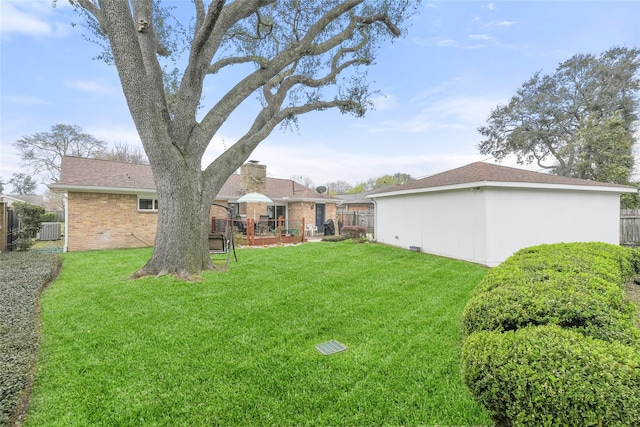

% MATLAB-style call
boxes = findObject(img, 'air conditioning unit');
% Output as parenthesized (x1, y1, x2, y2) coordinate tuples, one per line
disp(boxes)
(38, 222, 61, 241)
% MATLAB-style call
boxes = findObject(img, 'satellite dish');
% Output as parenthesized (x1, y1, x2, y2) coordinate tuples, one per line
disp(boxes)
(316, 186, 327, 194)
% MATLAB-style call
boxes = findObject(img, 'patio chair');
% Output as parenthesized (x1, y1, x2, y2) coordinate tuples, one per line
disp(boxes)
(305, 223, 318, 237)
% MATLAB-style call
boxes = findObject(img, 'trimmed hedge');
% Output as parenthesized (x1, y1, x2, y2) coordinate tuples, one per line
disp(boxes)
(461, 325, 640, 427)
(460, 242, 640, 426)
(341, 225, 367, 239)
(461, 268, 639, 345)
(0, 251, 61, 426)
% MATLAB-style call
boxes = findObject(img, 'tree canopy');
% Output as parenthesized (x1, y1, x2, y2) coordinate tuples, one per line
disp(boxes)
(14, 124, 107, 183)
(8, 173, 38, 195)
(14, 123, 149, 185)
(478, 47, 639, 183)
(66, 0, 421, 279)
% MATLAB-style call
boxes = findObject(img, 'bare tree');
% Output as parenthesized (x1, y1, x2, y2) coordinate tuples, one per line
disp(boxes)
(97, 141, 149, 164)
(326, 180, 353, 194)
(13, 124, 107, 183)
(291, 175, 315, 188)
(69, 0, 419, 279)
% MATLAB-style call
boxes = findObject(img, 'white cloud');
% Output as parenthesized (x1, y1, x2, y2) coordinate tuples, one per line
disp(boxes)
(370, 94, 400, 112)
(2, 95, 49, 106)
(88, 126, 142, 146)
(484, 3, 496, 11)
(469, 34, 495, 41)
(436, 38, 458, 47)
(497, 20, 518, 27)
(66, 79, 114, 95)
(364, 94, 499, 137)
(413, 36, 487, 50)
(248, 143, 491, 185)
(0, 1, 71, 38)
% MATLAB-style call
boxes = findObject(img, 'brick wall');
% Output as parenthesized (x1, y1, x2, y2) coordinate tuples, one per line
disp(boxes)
(67, 192, 157, 251)
(67, 191, 339, 251)
(240, 162, 267, 194)
(287, 201, 337, 226)
(288, 201, 314, 226)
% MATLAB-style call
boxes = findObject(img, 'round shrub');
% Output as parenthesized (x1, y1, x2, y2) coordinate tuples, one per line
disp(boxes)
(504, 242, 636, 284)
(40, 212, 56, 222)
(461, 268, 639, 345)
(340, 225, 367, 239)
(461, 325, 640, 427)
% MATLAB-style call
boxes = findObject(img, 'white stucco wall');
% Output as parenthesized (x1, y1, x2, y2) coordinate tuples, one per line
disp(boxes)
(373, 185, 624, 267)
(374, 188, 487, 264)
(483, 187, 622, 266)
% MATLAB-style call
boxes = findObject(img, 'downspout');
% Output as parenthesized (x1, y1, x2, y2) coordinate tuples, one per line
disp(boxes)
(63, 192, 69, 252)
(371, 197, 378, 242)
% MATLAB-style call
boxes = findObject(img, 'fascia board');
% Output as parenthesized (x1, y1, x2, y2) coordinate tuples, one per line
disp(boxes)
(368, 181, 637, 198)
(48, 184, 156, 195)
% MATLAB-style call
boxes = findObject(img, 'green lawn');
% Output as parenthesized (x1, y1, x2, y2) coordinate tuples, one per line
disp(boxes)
(25, 241, 492, 426)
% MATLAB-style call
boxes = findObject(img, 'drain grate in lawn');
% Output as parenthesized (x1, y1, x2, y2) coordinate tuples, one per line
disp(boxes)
(315, 340, 348, 355)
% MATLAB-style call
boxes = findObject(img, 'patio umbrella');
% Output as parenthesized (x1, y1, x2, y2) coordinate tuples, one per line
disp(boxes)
(237, 192, 273, 204)
(237, 192, 273, 221)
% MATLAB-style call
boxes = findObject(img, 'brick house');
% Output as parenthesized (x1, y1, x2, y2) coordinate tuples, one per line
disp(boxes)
(49, 156, 339, 251)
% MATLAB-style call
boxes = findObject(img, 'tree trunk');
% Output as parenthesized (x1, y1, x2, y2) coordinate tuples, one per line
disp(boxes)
(130, 159, 216, 280)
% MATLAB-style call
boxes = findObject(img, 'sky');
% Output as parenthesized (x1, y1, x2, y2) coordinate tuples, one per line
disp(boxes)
(1, 0, 639, 194)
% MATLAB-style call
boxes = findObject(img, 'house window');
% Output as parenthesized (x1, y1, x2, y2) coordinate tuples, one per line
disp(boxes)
(138, 197, 158, 211)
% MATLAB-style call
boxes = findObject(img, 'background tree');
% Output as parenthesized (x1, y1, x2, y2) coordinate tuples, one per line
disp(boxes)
(291, 175, 315, 188)
(327, 180, 353, 194)
(97, 141, 149, 164)
(478, 47, 639, 181)
(346, 183, 366, 193)
(14, 124, 107, 183)
(8, 173, 38, 195)
(0, 178, 4, 194)
(573, 111, 634, 184)
(69, 0, 419, 279)
(373, 172, 413, 189)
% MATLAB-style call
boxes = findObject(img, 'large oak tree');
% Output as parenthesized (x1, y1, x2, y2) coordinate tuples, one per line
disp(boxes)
(69, 0, 419, 279)
(478, 47, 639, 182)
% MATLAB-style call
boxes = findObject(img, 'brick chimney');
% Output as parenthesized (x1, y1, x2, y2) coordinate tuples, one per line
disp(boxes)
(240, 161, 267, 195)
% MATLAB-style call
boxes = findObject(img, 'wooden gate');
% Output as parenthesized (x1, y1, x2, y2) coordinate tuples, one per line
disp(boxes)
(1, 202, 20, 252)
(620, 209, 640, 246)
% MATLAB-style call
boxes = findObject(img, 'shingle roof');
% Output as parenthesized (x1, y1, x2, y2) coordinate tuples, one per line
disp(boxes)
(51, 156, 334, 202)
(334, 191, 375, 204)
(370, 162, 636, 196)
(55, 156, 156, 190)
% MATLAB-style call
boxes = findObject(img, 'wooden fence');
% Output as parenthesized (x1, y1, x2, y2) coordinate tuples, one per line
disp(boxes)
(336, 211, 375, 234)
(620, 209, 640, 246)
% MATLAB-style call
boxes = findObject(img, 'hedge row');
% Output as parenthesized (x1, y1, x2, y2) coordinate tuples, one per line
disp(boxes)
(461, 325, 640, 427)
(460, 242, 640, 426)
(0, 251, 61, 426)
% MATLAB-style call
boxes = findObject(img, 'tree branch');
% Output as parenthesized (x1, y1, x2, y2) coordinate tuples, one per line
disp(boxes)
(208, 55, 268, 74)
(196, 0, 400, 161)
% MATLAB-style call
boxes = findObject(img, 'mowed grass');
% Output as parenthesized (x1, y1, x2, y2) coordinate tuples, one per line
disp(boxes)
(26, 241, 492, 426)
